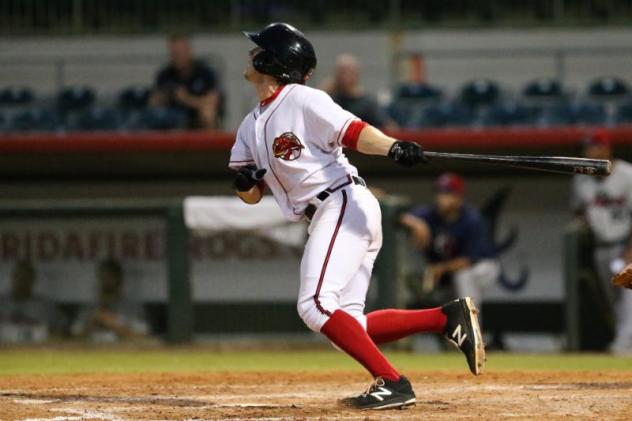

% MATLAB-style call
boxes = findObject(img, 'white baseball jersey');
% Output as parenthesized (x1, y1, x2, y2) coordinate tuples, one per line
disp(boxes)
(229, 84, 361, 221)
(572, 159, 632, 243)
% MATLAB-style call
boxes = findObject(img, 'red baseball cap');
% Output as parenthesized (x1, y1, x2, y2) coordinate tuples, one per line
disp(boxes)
(583, 129, 612, 148)
(436, 172, 465, 196)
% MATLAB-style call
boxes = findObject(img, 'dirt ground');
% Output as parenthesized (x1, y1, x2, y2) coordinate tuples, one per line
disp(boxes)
(1, 370, 632, 420)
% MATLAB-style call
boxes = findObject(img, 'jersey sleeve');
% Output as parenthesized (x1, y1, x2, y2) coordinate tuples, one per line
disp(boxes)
(228, 124, 255, 170)
(303, 89, 360, 152)
(198, 61, 218, 93)
(408, 205, 431, 222)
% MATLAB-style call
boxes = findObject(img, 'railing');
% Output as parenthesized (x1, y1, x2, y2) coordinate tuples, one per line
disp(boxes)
(2, 0, 632, 34)
(0, 53, 225, 96)
(397, 46, 632, 89)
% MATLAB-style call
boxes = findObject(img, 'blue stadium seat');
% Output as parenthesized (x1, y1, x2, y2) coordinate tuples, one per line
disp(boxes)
(8, 108, 63, 132)
(542, 102, 606, 126)
(118, 86, 150, 110)
(388, 83, 443, 128)
(388, 100, 424, 128)
(588, 77, 629, 97)
(74, 107, 123, 131)
(616, 99, 632, 124)
(395, 83, 443, 100)
(484, 101, 534, 127)
(459, 79, 500, 109)
(523, 78, 563, 98)
(422, 102, 473, 128)
(0, 86, 35, 106)
(134, 107, 186, 130)
(57, 86, 96, 112)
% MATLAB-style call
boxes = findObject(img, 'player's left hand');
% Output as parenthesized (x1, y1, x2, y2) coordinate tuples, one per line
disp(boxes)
(388, 141, 427, 167)
(234, 164, 267, 192)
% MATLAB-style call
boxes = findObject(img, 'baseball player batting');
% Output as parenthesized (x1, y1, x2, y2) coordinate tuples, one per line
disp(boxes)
(229, 23, 484, 410)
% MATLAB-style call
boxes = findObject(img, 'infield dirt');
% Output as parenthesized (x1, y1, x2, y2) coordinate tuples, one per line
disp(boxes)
(1, 370, 632, 420)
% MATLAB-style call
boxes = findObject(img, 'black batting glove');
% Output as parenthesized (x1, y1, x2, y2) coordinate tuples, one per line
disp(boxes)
(388, 141, 427, 167)
(233, 165, 267, 192)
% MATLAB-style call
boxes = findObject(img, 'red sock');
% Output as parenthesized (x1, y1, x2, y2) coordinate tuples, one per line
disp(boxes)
(367, 307, 448, 344)
(320, 310, 400, 381)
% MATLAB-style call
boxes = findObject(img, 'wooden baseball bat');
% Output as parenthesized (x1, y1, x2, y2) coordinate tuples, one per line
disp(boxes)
(424, 151, 611, 176)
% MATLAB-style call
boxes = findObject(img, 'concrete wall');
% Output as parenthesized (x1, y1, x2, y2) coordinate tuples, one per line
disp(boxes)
(2, 28, 632, 128)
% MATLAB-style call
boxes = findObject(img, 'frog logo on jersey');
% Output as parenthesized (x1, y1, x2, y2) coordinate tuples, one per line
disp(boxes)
(272, 132, 304, 161)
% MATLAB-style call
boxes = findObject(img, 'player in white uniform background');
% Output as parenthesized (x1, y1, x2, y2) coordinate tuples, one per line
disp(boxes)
(229, 23, 486, 409)
(571, 130, 632, 354)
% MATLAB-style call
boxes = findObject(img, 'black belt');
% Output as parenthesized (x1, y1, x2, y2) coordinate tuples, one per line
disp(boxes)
(304, 175, 366, 221)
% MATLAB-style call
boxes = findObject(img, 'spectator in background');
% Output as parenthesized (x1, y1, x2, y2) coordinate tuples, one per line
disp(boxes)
(0, 260, 66, 343)
(407, 53, 427, 85)
(400, 173, 500, 310)
(72, 259, 149, 342)
(571, 130, 632, 354)
(321, 53, 393, 128)
(149, 34, 222, 129)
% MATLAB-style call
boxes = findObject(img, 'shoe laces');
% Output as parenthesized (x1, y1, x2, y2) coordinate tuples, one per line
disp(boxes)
(361, 377, 385, 397)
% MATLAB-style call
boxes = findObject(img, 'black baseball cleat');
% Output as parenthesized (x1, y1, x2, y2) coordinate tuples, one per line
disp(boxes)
(339, 376, 416, 410)
(441, 297, 486, 375)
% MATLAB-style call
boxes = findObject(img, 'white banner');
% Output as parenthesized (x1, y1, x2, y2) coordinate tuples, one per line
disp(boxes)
(0, 198, 307, 302)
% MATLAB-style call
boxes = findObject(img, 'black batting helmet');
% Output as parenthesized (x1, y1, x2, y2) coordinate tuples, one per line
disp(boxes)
(243, 23, 317, 85)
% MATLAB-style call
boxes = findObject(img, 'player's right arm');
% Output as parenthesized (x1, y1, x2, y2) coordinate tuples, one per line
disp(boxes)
(301, 89, 426, 167)
(356, 125, 426, 167)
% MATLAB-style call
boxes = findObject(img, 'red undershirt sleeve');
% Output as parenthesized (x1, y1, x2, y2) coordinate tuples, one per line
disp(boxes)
(341, 120, 368, 151)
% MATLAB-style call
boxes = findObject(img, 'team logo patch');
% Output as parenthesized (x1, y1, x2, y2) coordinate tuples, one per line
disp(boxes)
(272, 132, 304, 161)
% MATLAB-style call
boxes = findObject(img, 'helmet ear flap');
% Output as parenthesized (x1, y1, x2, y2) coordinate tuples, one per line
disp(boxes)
(252, 50, 275, 75)
(288, 69, 303, 83)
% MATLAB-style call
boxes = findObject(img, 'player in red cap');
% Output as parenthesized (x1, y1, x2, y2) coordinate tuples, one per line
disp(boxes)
(401, 173, 500, 311)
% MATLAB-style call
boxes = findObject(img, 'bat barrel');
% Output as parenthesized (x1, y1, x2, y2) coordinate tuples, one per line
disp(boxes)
(424, 151, 611, 176)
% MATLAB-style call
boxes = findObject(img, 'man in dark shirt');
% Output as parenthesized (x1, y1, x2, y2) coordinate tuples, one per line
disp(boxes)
(321, 54, 392, 129)
(400, 173, 499, 308)
(149, 34, 221, 129)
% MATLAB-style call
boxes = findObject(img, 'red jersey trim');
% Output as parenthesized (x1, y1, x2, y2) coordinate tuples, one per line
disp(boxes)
(341, 120, 369, 150)
(260, 85, 286, 107)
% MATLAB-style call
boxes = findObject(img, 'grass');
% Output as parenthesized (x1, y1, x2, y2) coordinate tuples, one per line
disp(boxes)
(1, 348, 631, 375)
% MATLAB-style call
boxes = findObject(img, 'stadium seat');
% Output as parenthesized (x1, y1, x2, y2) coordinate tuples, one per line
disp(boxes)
(395, 83, 443, 100)
(422, 101, 473, 128)
(133, 107, 186, 130)
(0, 86, 35, 106)
(57, 86, 96, 112)
(484, 101, 534, 126)
(523, 78, 563, 98)
(8, 108, 63, 132)
(616, 99, 632, 124)
(74, 107, 123, 131)
(588, 76, 629, 97)
(459, 79, 500, 109)
(388, 83, 443, 128)
(118, 86, 151, 110)
(541, 101, 606, 126)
